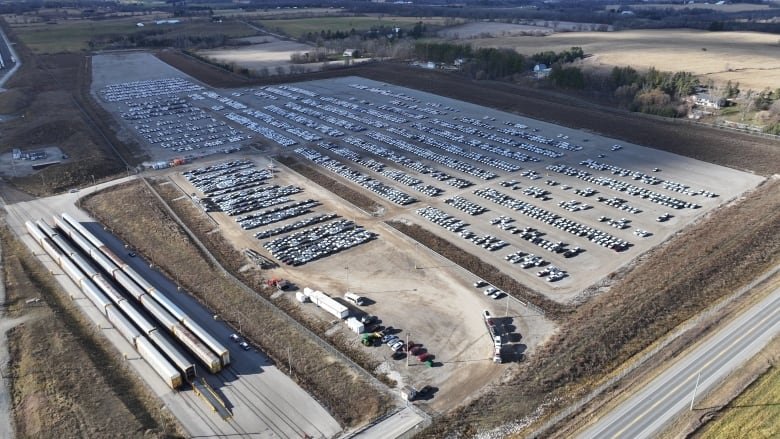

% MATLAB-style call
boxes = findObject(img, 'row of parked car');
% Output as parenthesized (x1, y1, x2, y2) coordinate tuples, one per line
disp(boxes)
(186, 166, 272, 196)
(238, 199, 320, 230)
(409, 122, 523, 172)
(318, 141, 385, 172)
(343, 136, 473, 189)
(262, 219, 376, 266)
(444, 196, 487, 216)
(119, 94, 248, 153)
(455, 117, 565, 159)
(547, 163, 698, 210)
(429, 118, 539, 164)
(100, 77, 203, 102)
(217, 185, 302, 216)
(596, 196, 642, 214)
(264, 104, 345, 138)
(474, 187, 630, 252)
(295, 147, 417, 205)
(285, 102, 366, 132)
(225, 112, 297, 147)
(367, 130, 498, 181)
(254, 213, 338, 239)
(416, 206, 467, 232)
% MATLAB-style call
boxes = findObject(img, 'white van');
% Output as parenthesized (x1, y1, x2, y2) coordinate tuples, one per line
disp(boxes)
(344, 292, 366, 306)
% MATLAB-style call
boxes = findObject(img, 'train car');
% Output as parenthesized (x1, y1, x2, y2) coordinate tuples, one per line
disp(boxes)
(146, 289, 187, 322)
(139, 293, 179, 331)
(54, 217, 121, 278)
(136, 336, 183, 390)
(172, 323, 221, 373)
(91, 275, 128, 309)
(82, 281, 113, 313)
(116, 299, 156, 335)
(115, 270, 148, 301)
(59, 213, 229, 371)
(106, 305, 142, 345)
(25, 221, 47, 244)
(148, 328, 197, 382)
(139, 295, 219, 372)
(182, 317, 230, 367)
(61, 213, 104, 249)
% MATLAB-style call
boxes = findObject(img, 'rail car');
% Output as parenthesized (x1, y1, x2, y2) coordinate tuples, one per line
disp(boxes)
(55, 215, 226, 372)
(26, 220, 182, 389)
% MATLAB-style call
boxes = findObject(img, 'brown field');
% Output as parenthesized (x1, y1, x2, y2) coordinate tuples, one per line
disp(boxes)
(0, 22, 143, 195)
(607, 3, 775, 12)
(464, 29, 780, 90)
(0, 224, 181, 438)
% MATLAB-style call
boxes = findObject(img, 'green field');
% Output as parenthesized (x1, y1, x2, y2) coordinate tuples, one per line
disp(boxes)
(701, 361, 780, 438)
(257, 15, 455, 39)
(9, 17, 256, 53)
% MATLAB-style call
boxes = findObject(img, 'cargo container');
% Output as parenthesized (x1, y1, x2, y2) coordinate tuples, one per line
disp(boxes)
(309, 290, 349, 319)
(136, 336, 182, 389)
(173, 323, 221, 373)
(106, 305, 142, 344)
(346, 317, 364, 334)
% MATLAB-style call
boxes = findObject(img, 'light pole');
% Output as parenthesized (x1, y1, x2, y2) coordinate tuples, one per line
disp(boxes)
(406, 332, 410, 367)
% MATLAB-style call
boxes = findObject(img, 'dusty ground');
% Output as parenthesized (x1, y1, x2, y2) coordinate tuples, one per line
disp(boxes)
(467, 29, 780, 90)
(0, 146, 68, 178)
(169, 157, 556, 413)
(197, 36, 317, 73)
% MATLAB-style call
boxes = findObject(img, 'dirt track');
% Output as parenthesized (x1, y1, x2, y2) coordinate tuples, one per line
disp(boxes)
(155, 52, 780, 176)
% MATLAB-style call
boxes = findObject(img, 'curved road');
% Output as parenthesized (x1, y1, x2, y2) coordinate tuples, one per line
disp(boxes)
(576, 284, 780, 439)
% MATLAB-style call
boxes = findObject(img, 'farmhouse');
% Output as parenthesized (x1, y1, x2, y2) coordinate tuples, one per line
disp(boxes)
(343, 49, 360, 58)
(691, 92, 726, 109)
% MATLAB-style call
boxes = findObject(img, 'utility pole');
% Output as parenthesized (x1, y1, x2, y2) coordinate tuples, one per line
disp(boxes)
(690, 372, 702, 410)
(288, 346, 292, 375)
(406, 332, 410, 367)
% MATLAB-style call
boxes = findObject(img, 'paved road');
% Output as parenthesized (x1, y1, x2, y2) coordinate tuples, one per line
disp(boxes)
(576, 283, 780, 439)
(0, 25, 19, 88)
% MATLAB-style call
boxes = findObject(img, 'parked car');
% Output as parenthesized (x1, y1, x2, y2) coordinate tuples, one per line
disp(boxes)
(239, 341, 250, 351)
(229, 333, 240, 342)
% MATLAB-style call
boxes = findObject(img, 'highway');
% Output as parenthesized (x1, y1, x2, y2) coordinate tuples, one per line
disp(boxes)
(576, 283, 780, 439)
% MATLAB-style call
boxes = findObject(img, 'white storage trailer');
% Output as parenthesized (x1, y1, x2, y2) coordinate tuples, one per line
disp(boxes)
(346, 317, 364, 334)
(304, 289, 349, 319)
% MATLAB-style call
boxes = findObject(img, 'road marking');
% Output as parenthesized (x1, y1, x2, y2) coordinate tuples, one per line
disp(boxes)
(602, 301, 779, 439)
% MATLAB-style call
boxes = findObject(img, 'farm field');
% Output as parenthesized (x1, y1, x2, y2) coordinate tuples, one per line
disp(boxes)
(464, 29, 780, 90)
(698, 347, 780, 439)
(257, 15, 456, 39)
(607, 3, 775, 12)
(5, 16, 256, 53)
(197, 36, 334, 76)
